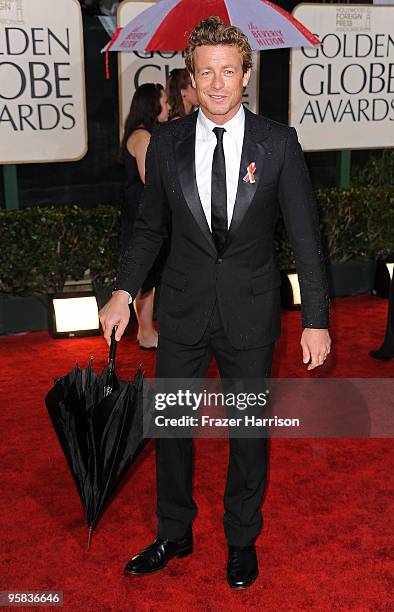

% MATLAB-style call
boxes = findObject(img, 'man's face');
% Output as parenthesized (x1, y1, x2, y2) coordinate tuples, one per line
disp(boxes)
(190, 44, 251, 125)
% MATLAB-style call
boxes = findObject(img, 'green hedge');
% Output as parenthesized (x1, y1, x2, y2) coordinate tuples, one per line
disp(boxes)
(0, 205, 120, 294)
(1, 187, 393, 295)
(351, 149, 394, 189)
(275, 186, 394, 268)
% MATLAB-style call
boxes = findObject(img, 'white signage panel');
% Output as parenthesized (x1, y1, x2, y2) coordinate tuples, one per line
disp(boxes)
(0, 0, 87, 163)
(290, 4, 394, 151)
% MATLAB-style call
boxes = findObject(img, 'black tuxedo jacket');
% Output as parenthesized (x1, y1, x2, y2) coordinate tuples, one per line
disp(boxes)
(115, 107, 329, 349)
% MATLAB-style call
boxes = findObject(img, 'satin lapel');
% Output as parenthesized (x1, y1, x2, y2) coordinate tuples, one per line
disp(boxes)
(175, 131, 217, 255)
(226, 110, 270, 245)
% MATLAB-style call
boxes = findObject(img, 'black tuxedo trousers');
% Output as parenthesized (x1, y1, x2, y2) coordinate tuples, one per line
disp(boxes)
(155, 298, 275, 547)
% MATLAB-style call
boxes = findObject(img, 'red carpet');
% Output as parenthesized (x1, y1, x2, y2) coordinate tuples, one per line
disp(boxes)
(0, 295, 393, 611)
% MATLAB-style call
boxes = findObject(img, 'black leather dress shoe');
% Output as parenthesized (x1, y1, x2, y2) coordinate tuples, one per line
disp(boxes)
(369, 349, 393, 361)
(227, 545, 258, 589)
(124, 533, 193, 575)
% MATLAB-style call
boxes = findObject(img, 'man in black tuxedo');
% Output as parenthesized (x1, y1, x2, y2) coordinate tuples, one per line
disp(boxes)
(100, 17, 331, 589)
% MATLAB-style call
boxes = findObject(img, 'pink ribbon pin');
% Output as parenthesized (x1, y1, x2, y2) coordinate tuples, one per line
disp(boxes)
(243, 162, 256, 184)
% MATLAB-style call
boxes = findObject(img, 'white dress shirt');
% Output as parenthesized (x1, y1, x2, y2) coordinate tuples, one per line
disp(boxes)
(195, 105, 245, 230)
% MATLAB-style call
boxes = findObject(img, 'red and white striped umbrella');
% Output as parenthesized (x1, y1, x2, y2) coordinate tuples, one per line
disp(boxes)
(103, 0, 319, 54)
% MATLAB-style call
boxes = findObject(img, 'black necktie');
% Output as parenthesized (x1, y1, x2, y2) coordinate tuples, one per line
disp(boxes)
(211, 127, 227, 253)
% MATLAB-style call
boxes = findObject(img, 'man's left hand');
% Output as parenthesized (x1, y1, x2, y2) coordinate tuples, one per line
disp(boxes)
(301, 328, 331, 370)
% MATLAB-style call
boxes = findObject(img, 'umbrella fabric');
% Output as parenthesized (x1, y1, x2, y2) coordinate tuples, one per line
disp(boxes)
(45, 344, 148, 548)
(103, 0, 319, 53)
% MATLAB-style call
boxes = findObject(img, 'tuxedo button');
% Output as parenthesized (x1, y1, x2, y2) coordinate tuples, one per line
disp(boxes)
(215, 258, 223, 264)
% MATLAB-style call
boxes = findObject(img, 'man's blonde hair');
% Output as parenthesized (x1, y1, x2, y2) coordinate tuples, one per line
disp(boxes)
(185, 16, 253, 76)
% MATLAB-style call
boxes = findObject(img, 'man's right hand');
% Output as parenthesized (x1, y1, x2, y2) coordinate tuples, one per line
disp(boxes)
(99, 291, 131, 346)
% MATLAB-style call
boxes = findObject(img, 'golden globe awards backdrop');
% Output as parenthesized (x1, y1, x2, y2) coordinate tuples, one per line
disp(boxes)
(0, 0, 87, 164)
(118, 0, 260, 140)
(289, 3, 394, 151)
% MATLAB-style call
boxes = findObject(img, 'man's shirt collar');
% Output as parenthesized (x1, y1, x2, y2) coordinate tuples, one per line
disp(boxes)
(197, 104, 245, 140)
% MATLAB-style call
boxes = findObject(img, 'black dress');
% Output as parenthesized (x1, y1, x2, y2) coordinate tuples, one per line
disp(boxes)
(121, 142, 168, 295)
(370, 274, 394, 359)
(382, 274, 394, 354)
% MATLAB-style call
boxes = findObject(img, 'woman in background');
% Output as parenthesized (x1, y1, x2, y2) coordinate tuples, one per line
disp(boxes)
(119, 83, 170, 349)
(369, 273, 394, 360)
(166, 68, 199, 120)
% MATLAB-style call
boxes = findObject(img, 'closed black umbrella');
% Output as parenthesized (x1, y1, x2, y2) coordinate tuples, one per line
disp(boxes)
(45, 329, 148, 549)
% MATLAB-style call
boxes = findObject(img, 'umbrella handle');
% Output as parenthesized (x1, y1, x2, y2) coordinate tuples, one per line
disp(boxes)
(109, 325, 118, 364)
(103, 326, 118, 398)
